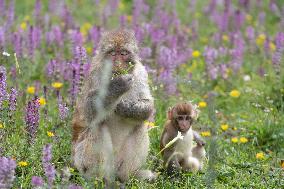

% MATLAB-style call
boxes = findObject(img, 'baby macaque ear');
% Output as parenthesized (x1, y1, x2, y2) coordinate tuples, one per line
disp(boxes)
(167, 107, 173, 120)
(191, 104, 199, 120)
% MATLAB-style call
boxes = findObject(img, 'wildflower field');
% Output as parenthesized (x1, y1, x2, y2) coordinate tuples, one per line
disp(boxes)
(0, 0, 284, 188)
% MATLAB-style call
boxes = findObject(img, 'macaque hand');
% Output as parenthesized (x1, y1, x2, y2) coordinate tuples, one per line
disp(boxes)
(109, 74, 133, 96)
(196, 139, 206, 147)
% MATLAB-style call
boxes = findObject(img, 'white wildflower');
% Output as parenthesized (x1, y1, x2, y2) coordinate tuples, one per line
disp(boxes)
(2, 51, 10, 56)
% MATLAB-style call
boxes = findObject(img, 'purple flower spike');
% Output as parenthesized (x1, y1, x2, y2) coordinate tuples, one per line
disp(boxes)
(31, 176, 44, 187)
(42, 144, 56, 188)
(25, 97, 40, 142)
(0, 157, 16, 189)
(8, 87, 18, 112)
(0, 66, 7, 109)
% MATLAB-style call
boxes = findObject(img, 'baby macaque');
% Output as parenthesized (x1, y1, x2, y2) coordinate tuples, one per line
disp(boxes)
(160, 102, 206, 175)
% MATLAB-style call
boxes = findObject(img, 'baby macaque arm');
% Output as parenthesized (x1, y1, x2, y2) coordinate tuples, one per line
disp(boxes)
(193, 130, 206, 146)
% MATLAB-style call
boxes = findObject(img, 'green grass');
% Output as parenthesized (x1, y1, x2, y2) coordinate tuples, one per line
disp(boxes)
(0, 0, 283, 188)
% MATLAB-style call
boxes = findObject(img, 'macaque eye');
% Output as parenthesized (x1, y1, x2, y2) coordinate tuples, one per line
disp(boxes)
(185, 116, 191, 121)
(120, 50, 129, 56)
(109, 50, 116, 56)
(177, 116, 184, 121)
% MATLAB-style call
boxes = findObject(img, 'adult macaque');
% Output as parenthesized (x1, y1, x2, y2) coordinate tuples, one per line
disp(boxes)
(160, 102, 206, 175)
(71, 29, 156, 186)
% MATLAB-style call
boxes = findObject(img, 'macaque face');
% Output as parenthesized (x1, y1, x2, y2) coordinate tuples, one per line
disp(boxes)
(107, 48, 134, 75)
(175, 114, 193, 133)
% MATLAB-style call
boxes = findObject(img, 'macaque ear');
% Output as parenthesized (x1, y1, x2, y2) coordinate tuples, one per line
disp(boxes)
(167, 107, 173, 120)
(191, 104, 199, 120)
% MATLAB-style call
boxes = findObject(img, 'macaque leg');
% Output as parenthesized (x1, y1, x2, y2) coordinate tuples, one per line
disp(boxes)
(116, 126, 152, 182)
(191, 144, 206, 169)
(73, 125, 115, 181)
(134, 169, 157, 182)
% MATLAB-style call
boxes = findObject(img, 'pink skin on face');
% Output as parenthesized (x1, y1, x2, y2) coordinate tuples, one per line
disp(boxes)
(176, 115, 192, 133)
(108, 49, 130, 63)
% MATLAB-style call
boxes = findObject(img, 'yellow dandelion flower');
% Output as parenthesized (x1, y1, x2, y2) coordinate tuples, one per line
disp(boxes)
(198, 101, 207, 108)
(201, 131, 211, 137)
(47, 131, 54, 137)
(269, 42, 276, 52)
(256, 152, 265, 159)
(38, 97, 46, 106)
(256, 34, 266, 46)
(231, 137, 238, 143)
(86, 46, 93, 54)
(27, 86, 35, 94)
(0, 123, 4, 129)
(192, 50, 201, 58)
(222, 35, 229, 42)
(240, 137, 248, 143)
(69, 167, 75, 173)
(127, 15, 132, 23)
(245, 14, 252, 23)
(20, 22, 27, 30)
(18, 161, 28, 167)
(80, 22, 92, 36)
(233, 127, 237, 131)
(230, 90, 240, 98)
(220, 124, 229, 131)
(118, 1, 125, 10)
(52, 82, 63, 89)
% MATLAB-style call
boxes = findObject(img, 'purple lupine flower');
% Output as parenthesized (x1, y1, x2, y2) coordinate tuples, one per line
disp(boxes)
(52, 26, 64, 47)
(68, 185, 83, 189)
(70, 30, 83, 55)
(204, 47, 219, 80)
(239, 0, 250, 10)
(5, 0, 15, 29)
(0, 27, 5, 50)
(230, 33, 245, 73)
(140, 47, 152, 59)
(25, 97, 40, 142)
(58, 95, 69, 120)
(13, 30, 23, 57)
(45, 59, 57, 78)
(61, 4, 74, 30)
(28, 26, 42, 57)
(31, 176, 44, 187)
(42, 144, 56, 188)
(246, 26, 255, 40)
(0, 157, 16, 189)
(0, 66, 7, 109)
(34, 0, 41, 23)
(132, 0, 149, 25)
(0, 0, 5, 17)
(89, 26, 101, 52)
(272, 32, 284, 74)
(258, 12, 266, 25)
(8, 87, 17, 113)
(234, 10, 244, 30)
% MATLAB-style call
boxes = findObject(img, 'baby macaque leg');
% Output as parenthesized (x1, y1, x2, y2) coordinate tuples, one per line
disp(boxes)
(180, 157, 200, 172)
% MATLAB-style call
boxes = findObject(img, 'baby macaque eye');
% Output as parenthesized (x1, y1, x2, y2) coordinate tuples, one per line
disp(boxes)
(109, 50, 116, 56)
(177, 116, 184, 121)
(120, 50, 129, 56)
(185, 116, 191, 120)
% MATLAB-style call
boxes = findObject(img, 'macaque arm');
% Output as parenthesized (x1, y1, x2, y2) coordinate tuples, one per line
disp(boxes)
(84, 74, 133, 122)
(193, 130, 206, 146)
(115, 98, 153, 120)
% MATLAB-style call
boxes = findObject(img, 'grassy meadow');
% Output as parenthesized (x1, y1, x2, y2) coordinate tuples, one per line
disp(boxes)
(0, 0, 283, 188)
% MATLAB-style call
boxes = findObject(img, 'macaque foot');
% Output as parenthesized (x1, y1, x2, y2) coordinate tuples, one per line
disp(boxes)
(135, 169, 158, 182)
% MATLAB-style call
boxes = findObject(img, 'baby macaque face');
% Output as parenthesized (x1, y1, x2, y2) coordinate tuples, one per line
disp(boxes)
(175, 114, 193, 133)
